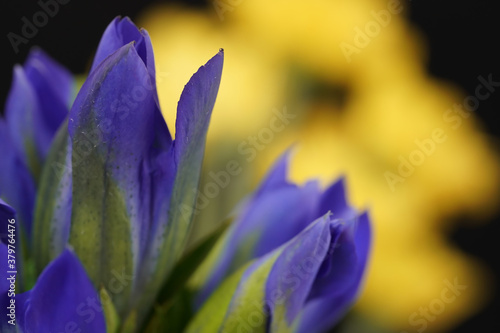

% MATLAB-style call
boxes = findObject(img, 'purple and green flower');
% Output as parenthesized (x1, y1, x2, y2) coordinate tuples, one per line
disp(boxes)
(0, 17, 370, 333)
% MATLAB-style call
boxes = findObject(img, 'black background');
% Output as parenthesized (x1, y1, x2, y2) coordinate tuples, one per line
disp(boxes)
(1, 1, 499, 332)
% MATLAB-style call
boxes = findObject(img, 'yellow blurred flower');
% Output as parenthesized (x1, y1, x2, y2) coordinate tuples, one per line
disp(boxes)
(139, 1, 500, 331)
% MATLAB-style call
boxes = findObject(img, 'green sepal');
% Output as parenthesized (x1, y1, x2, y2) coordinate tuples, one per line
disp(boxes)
(186, 250, 283, 333)
(185, 263, 249, 333)
(69, 119, 134, 316)
(220, 251, 281, 333)
(33, 120, 71, 275)
(100, 287, 120, 333)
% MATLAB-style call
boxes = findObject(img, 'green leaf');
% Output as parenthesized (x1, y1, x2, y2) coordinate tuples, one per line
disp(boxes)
(141, 219, 230, 332)
(143, 289, 194, 333)
(158, 218, 231, 303)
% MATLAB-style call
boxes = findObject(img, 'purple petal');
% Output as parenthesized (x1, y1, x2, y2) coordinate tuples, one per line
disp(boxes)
(23, 49, 74, 157)
(0, 120, 36, 236)
(296, 213, 372, 332)
(5, 49, 73, 174)
(18, 249, 107, 333)
(196, 150, 326, 306)
(196, 183, 318, 306)
(265, 214, 332, 327)
(254, 148, 295, 197)
(92, 17, 138, 70)
(317, 177, 358, 221)
(91, 17, 156, 85)
(137, 50, 223, 322)
(217, 212, 371, 333)
(26, 48, 74, 105)
(4, 65, 41, 174)
(354, 212, 371, 269)
(173, 49, 224, 162)
(254, 180, 320, 257)
(195, 150, 321, 307)
(70, 42, 172, 258)
(146, 49, 224, 261)
(68, 43, 173, 314)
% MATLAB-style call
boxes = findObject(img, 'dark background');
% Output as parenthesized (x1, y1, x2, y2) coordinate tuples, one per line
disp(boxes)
(1, 1, 498, 332)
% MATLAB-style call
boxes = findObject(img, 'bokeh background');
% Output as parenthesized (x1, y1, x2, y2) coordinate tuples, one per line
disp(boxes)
(1, 1, 499, 332)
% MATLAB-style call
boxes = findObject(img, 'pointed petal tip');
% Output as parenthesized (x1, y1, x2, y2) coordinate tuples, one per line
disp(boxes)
(275, 143, 299, 174)
(356, 211, 372, 238)
(336, 173, 347, 184)
(118, 15, 139, 30)
(332, 175, 347, 193)
(25, 47, 48, 61)
(252, 146, 297, 197)
(283, 144, 298, 161)
(205, 49, 224, 70)
(274, 146, 295, 171)
(21, 247, 107, 333)
(11, 64, 24, 79)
